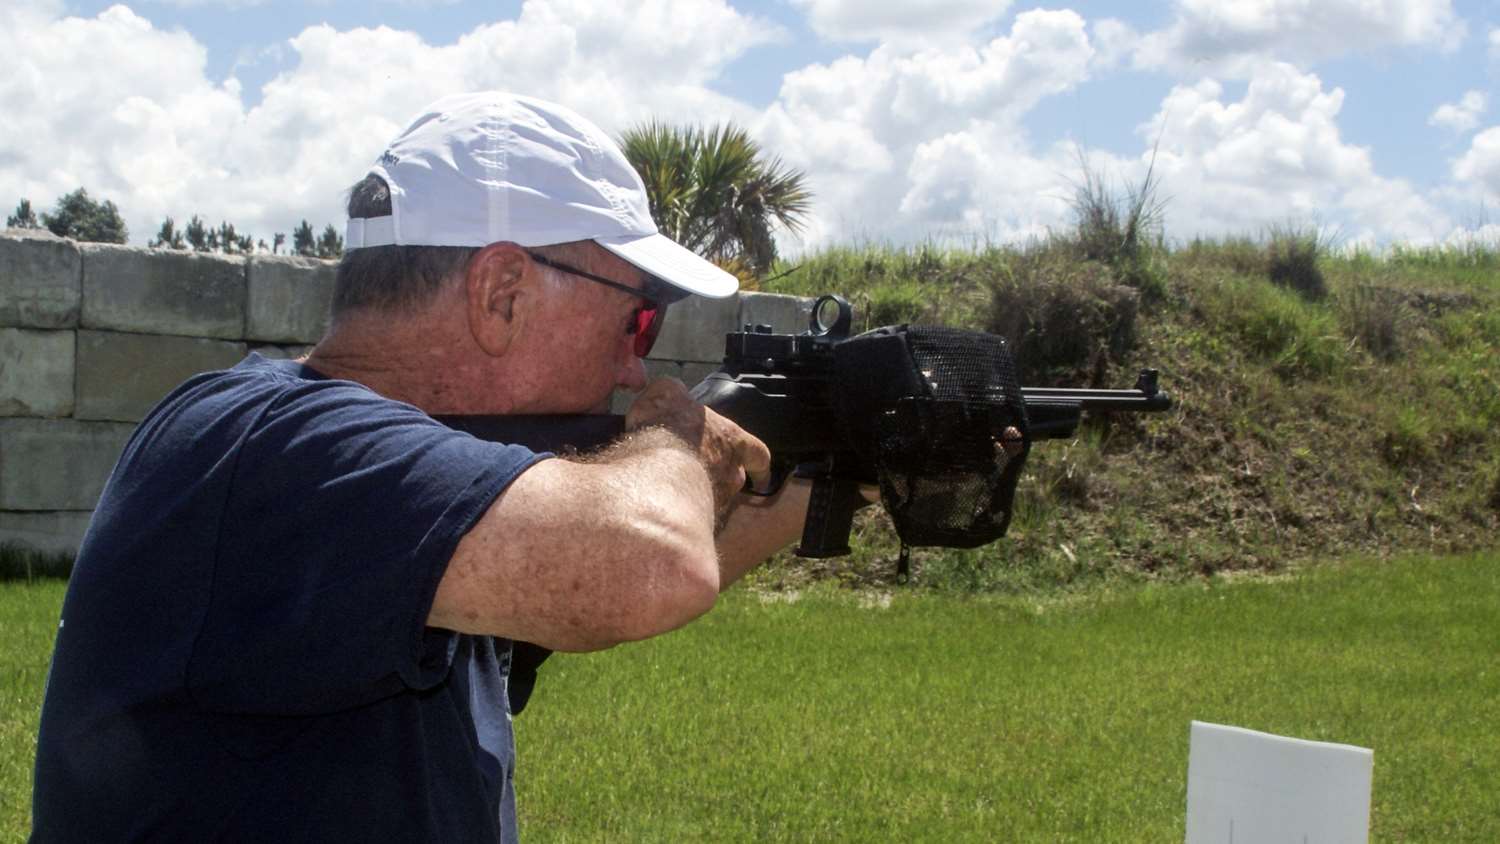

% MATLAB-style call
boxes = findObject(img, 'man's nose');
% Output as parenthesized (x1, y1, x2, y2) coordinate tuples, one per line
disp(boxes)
(615, 351, 648, 392)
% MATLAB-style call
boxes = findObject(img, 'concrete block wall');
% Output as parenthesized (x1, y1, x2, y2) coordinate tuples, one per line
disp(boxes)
(0, 229, 811, 561)
(0, 230, 333, 558)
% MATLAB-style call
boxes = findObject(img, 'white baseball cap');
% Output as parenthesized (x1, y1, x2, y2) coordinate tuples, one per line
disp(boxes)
(344, 91, 739, 299)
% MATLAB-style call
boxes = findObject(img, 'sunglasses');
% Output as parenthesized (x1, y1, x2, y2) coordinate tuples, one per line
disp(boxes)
(526, 251, 668, 358)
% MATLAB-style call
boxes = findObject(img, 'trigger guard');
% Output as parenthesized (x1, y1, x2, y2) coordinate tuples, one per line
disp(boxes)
(743, 463, 790, 497)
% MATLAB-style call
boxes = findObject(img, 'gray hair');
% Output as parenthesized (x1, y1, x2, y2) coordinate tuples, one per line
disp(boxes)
(333, 175, 480, 318)
(335, 174, 608, 320)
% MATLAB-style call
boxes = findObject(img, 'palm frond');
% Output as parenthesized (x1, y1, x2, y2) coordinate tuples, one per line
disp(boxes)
(619, 120, 812, 280)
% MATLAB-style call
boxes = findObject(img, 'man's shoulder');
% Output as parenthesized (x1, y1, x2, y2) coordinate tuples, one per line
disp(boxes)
(159, 353, 410, 427)
(153, 353, 329, 413)
(201, 353, 363, 402)
(125, 354, 436, 477)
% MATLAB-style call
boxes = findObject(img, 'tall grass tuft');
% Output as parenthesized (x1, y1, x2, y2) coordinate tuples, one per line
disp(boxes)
(1067, 150, 1167, 299)
(1265, 224, 1328, 300)
(1337, 282, 1408, 361)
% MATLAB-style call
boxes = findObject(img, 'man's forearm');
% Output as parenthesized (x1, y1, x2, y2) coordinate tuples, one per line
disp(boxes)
(714, 478, 812, 588)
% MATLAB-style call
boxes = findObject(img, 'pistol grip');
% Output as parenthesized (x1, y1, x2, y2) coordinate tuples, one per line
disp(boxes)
(794, 476, 862, 558)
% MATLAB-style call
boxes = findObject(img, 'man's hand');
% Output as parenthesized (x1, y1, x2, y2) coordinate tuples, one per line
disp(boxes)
(626, 377, 772, 519)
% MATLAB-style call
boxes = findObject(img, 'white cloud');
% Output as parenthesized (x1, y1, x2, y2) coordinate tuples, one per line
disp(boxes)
(1134, 0, 1465, 76)
(1444, 222, 1500, 248)
(0, 2, 248, 228)
(1, 0, 1474, 254)
(1429, 91, 1487, 133)
(789, 0, 1013, 46)
(896, 128, 1074, 237)
(758, 9, 1094, 246)
(1140, 64, 1449, 243)
(1089, 18, 1138, 71)
(0, 0, 780, 245)
(1452, 126, 1500, 199)
(1490, 27, 1500, 60)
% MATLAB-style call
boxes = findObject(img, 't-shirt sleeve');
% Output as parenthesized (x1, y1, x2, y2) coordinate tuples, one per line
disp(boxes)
(185, 381, 544, 716)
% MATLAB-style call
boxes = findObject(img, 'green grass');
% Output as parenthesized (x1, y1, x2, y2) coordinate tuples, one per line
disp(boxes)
(3, 555, 1497, 840)
(517, 553, 1498, 841)
(764, 242, 998, 331)
(1194, 272, 1347, 377)
(0, 579, 63, 841)
(1367, 241, 1500, 295)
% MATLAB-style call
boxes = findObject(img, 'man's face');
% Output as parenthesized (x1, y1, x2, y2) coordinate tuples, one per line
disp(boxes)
(510, 246, 653, 414)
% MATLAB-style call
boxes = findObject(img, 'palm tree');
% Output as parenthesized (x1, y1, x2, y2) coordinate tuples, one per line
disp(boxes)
(618, 122, 811, 277)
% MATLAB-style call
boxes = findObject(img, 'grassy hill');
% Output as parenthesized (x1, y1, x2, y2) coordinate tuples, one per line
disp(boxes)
(751, 221, 1500, 593)
(2, 208, 1495, 593)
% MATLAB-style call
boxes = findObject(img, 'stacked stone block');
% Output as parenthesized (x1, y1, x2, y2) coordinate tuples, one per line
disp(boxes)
(0, 231, 334, 558)
(1, 229, 810, 564)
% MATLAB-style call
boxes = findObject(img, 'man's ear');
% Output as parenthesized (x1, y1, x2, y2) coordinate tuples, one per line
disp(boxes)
(465, 243, 530, 357)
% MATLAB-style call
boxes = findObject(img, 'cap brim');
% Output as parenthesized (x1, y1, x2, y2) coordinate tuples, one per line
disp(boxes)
(596, 233, 739, 299)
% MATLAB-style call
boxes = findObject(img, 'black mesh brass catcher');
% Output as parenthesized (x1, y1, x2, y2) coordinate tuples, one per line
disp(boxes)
(833, 325, 1030, 577)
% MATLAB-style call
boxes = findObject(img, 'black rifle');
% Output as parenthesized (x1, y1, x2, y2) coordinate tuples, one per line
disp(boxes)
(440, 294, 1172, 559)
(437, 295, 1173, 711)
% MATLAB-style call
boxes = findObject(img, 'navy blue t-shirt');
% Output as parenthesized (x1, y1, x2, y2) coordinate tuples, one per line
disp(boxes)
(32, 354, 545, 842)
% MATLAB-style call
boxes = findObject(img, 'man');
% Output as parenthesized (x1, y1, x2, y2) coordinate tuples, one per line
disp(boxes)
(32, 92, 811, 842)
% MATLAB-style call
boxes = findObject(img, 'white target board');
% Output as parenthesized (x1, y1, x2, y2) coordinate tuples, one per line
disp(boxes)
(1185, 720, 1373, 844)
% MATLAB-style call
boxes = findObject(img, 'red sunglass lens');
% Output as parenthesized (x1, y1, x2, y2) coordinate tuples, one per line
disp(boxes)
(633, 305, 664, 357)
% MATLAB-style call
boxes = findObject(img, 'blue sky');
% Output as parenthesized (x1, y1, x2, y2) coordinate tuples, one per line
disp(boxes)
(5, 0, 1499, 251)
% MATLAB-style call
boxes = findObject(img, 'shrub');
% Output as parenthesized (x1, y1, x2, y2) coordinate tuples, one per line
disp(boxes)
(1266, 225, 1328, 301)
(986, 245, 1139, 383)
